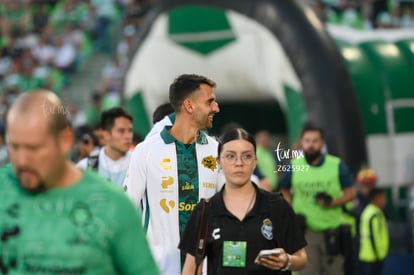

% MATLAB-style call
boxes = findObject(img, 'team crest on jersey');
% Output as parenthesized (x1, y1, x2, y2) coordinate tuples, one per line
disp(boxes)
(261, 218, 273, 240)
(201, 155, 217, 171)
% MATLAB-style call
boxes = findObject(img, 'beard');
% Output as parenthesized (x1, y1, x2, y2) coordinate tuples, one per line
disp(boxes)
(17, 168, 47, 194)
(194, 112, 214, 130)
(304, 150, 322, 164)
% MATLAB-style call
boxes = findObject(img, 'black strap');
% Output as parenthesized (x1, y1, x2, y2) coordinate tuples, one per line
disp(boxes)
(194, 198, 211, 275)
(87, 150, 99, 170)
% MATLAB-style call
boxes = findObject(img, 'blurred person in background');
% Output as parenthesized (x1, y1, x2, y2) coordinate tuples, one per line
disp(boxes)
(93, 121, 107, 147)
(255, 130, 278, 191)
(353, 166, 377, 219)
(1, 89, 158, 274)
(77, 107, 133, 187)
(72, 124, 100, 163)
(0, 128, 8, 166)
(279, 122, 355, 275)
(358, 187, 389, 275)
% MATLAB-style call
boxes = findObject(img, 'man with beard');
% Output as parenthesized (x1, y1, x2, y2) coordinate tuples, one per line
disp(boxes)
(0, 90, 158, 274)
(123, 74, 221, 275)
(279, 122, 355, 275)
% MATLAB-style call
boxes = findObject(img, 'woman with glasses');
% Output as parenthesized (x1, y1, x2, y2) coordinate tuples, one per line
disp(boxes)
(179, 128, 308, 275)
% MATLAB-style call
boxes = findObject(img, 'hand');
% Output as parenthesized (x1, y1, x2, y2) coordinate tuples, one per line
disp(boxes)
(256, 248, 289, 271)
(315, 192, 333, 207)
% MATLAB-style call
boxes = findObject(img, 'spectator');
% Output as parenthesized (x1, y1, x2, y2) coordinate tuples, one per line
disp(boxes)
(53, 34, 78, 75)
(77, 107, 133, 187)
(152, 102, 174, 125)
(85, 92, 102, 126)
(255, 130, 278, 191)
(116, 23, 136, 67)
(93, 121, 107, 147)
(73, 124, 99, 162)
(90, 0, 117, 53)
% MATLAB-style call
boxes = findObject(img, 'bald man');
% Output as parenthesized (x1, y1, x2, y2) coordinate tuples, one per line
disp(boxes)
(0, 90, 158, 275)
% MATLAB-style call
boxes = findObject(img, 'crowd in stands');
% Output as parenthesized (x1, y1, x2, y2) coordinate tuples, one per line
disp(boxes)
(0, 0, 154, 165)
(306, 0, 414, 29)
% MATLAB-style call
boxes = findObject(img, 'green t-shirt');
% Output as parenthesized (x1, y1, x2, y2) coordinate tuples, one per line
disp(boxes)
(256, 145, 278, 190)
(0, 165, 159, 275)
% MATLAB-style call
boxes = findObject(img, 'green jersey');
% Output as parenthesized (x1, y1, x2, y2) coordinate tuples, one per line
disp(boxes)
(0, 165, 159, 275)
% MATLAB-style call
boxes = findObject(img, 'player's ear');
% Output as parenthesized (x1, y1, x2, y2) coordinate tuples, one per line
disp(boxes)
(59, 127, 74, 155)
(183, 98, 193, 113)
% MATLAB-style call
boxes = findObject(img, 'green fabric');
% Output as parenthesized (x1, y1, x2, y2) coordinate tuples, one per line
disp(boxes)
(335, 40, 388, 134)
(359, 204, 389, 262)
(50, 1, 89, 30)
(168, 6, 236, 55)
(360, 41, 414, 133)
(125, 92, 151, 138)
(284, 85, 307, 145)
(101, 93, 121, 110)
(343, 201, 356, 237)
(256, 145, 278, 190)
(85, 106, 101, 126)
(0, 165, 159, 274)
(50, 69, 66, 94)
(175, 141, 199, 236)
(1, 5, 31, 30)
(291, 155, 343, 231)
(19, 75, 43, 92)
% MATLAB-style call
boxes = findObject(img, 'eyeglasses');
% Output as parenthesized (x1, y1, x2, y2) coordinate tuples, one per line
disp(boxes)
(220, 152, 256, 165)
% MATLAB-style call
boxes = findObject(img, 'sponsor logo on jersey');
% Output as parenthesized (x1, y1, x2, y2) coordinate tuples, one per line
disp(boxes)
(160, 198, 175, 213)
(212, 228, 221, 240)
(160, 158, 172, 170)
(202, 182, 216, 189)
(161, 176, 174, 189)
(178, 202, 197, 212)
(182, 182, 195, 191)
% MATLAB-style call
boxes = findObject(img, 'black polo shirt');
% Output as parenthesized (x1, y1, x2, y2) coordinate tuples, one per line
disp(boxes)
(179, 183, 307, 275)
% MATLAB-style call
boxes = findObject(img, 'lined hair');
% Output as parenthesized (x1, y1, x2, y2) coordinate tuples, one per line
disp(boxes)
(218, 128, 256, 155)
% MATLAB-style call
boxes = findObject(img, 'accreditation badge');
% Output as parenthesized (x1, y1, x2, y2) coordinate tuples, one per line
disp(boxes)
(222, 241, 247, 268)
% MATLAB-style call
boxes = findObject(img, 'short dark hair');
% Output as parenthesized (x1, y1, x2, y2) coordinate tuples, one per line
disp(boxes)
(100, 107, 133, 131)
(169, 74, 216, 112)
(218, 128, 256, 156)
(368, 187, 386, 202)
(75, 125, 98, 146)
(300, 122, 325, 139)
(152, 102, 174, 124)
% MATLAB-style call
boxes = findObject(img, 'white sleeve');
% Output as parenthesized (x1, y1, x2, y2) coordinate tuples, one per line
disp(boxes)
(123, 142, 148, 209)
(76, 158, 88, 170)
